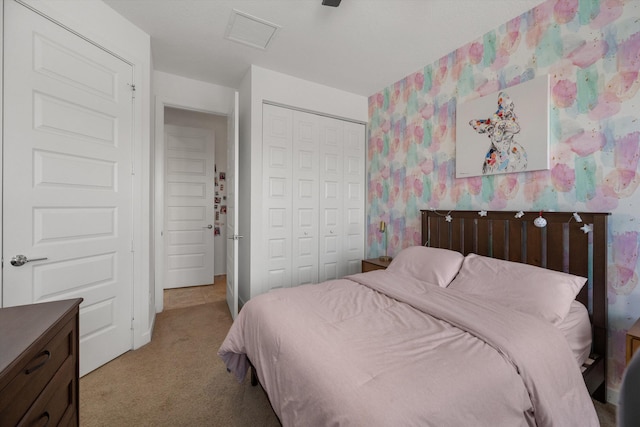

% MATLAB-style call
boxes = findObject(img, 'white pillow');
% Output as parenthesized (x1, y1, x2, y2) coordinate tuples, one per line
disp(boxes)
(386, 246, 464, 287)
(447, 253, 587, 325)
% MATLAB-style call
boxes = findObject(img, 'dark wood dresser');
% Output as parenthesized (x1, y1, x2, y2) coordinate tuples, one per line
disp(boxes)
(0, 298, 82, 426)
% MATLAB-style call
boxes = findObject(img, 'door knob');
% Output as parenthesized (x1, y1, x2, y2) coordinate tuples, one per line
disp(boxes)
(203, 224, 213, 229)
(10, 254, 48, 267)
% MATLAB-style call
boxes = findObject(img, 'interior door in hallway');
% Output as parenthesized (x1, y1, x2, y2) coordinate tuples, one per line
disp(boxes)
(2, 0, 134, 376)
(164, 124, 216, 288)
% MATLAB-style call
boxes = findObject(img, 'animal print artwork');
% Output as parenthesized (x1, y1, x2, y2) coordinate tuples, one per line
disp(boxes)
(469, 92, 527, 175)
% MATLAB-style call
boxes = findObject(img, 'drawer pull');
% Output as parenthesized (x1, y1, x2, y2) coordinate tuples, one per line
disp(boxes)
(35, 411, 50, 427)
(25, 350, 51, 374)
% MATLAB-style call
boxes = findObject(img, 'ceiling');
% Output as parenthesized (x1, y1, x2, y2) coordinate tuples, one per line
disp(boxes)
(103, 0, 546, 97)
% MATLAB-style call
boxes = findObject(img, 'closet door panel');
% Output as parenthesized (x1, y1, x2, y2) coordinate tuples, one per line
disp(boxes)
(319, 117, 345, 281)
(261, 104, 364, 293)
(263, 105, 293, 289)
(292, 110, 319, 285)
(343, 122, 366, 275)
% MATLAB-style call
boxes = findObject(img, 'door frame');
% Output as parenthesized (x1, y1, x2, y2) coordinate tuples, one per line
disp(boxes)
(154, 96, 230, 312)
(0, 0, 5, 307)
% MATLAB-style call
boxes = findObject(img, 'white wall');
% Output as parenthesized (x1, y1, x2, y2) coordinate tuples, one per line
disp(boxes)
(14, 0, 153, 350)
(148, 52, 156, 332)
(250, 65, 369, 122)
(154, 71, 234, 114)
(153, 70, 235, 312)
(238, 65, 368, 304)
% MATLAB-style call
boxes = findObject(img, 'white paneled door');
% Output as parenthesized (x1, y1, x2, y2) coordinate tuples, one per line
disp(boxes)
(3, 1, 134, 376)
(164, 125, 216, 288)
(261, 104, 365, 291)
(292, 110, 320, 286)
(318, 117, 345, 282)
(342, 121, 366, 275)
(263, 105, 293, 290)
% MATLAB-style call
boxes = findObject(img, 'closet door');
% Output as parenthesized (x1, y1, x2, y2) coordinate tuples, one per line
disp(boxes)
(263, 105, 293, 289)
(292, 111, 320, 285)
(261, 104, 364, 291)
(318, 117, 345, 281)
(343, 122, 366, 275)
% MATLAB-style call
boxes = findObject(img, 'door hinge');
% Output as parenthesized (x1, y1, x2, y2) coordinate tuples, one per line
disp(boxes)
(128, 83, 136, 99)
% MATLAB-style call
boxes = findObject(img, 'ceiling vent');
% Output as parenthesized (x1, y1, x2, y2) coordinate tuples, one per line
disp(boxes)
(224, 9, 281, 50)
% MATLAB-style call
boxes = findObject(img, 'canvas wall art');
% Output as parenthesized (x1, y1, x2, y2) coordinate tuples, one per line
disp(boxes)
(455, 75, 550, 178)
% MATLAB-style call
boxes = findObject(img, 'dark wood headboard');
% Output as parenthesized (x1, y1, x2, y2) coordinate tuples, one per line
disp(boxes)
(421, 209, 609, 401)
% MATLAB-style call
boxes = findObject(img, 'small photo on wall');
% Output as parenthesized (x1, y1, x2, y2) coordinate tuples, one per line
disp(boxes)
(219, 172, 226, 181)
(214, 227, 221, 236)
(221, 205, 227, 214)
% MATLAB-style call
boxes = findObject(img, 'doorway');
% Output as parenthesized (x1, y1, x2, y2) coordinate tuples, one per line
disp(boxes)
(160, 107, 228, 291)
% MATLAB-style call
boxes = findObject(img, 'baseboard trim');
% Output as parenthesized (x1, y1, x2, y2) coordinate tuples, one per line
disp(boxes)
(607, 387, 619, 406)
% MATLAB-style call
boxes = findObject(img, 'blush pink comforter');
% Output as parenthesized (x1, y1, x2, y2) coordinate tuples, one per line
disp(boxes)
(218, 270, 598, 426)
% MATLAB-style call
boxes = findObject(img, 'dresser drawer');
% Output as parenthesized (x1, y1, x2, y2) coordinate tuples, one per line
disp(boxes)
(0, 318, 73, 426)
(18, 356, 76, 427)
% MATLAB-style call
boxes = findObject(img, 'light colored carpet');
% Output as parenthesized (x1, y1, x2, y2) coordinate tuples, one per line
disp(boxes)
(79, 283, 280, 427)
(80, 282, 617, 426)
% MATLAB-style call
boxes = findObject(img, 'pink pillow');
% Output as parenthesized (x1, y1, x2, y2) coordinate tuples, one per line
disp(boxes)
(448, 253, 587, 325)
(557, 301, 592, 366)
(386, 246, 464, 287)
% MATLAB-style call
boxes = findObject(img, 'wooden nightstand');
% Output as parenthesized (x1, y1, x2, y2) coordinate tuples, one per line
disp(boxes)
(362, 258, 392, 272)
(627, 317, 640, 364)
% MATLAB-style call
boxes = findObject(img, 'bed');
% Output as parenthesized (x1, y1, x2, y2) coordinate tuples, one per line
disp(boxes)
(218, 210, 609, 426)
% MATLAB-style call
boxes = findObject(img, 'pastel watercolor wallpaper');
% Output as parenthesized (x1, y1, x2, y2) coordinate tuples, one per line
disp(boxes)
(367, 0, 640, 398)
